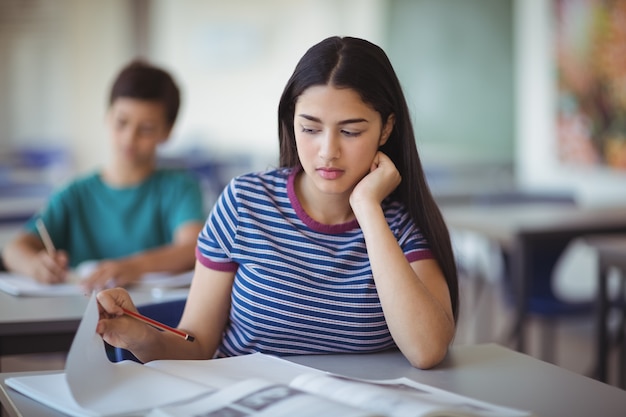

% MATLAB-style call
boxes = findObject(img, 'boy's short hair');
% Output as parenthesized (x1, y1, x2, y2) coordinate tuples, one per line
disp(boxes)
(109, 60, 180, 127)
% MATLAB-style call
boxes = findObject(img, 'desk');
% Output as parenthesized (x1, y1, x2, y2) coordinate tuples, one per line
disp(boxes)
(2, 343, 626, 417)
(585, 235, 626, 387)
(0, 290, 186, 370)
(443, 203, 626, 353)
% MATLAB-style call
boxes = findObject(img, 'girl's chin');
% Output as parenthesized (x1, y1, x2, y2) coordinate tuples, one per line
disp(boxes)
(314, 181, 355, 196)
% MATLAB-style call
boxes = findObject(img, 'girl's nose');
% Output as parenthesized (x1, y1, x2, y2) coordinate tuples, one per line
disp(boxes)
(319, 132, 340, 162)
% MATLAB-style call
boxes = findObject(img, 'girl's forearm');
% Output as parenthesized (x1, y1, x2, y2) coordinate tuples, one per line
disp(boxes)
(354, 202, 455, 368)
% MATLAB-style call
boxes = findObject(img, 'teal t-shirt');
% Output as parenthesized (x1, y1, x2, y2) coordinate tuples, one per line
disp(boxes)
(24, 169, 205, 268)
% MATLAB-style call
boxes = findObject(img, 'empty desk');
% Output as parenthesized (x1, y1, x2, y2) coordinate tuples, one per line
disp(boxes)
(443, 203, 626, 353)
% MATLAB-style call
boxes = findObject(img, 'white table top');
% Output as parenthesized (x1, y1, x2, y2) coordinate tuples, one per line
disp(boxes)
(442, 203, 626, 249)
(292, 344, 626, 417)
(2, 343, 626, 417)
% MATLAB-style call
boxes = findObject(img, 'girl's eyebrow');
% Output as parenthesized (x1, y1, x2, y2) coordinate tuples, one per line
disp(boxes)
(297, 114, 369, 125)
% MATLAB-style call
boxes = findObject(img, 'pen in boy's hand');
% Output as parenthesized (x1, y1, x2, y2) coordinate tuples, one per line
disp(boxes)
(36, 219, 56, 255)
(121, 308, 195, 342)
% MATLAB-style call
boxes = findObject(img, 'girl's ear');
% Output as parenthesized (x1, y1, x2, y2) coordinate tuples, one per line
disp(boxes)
(379, 114, 396, 146)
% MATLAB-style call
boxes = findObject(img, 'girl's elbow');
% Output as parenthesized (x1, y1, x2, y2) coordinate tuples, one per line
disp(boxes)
(406, 349, 448, 369)
(400, 338, 451, 369)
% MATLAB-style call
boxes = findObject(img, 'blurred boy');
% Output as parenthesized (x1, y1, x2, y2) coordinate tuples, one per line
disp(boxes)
(2, 60, 205, 291)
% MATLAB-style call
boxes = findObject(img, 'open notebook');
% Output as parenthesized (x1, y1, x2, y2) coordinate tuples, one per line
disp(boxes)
(0, 261, 193, 296)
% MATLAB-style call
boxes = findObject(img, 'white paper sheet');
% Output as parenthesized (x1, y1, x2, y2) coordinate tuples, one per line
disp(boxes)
(148, 352, 325, 388)
(0, 273, 88, 296)
(0, 269, 193, 297)
(147, 378, 372, 417)
(6, 292, 211, 417)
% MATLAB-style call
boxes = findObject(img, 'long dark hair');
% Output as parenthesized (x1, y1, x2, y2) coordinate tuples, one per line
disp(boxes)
(277, 36, 459, 322)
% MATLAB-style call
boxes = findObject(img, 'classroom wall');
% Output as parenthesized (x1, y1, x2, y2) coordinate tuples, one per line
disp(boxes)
(0, 0, 134, 176)
(1, 0, 508, 177)
(145, 0, 387, 170)
(387, 0, 514, 167)
(1, 0, 520, 205)
(4, 0, 622, 206)
(0, 0, 387, 176)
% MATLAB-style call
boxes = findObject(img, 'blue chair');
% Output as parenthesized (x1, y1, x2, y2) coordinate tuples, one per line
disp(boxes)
(111, 298, 187, 363)
(500, 238, 594, 361)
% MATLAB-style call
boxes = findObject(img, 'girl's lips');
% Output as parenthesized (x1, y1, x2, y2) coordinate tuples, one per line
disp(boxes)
(317, 167, 344, 180)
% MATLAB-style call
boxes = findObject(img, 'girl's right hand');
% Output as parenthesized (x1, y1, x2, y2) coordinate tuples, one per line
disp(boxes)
(350, 151, 401, 209)
(96, 288, 147, 351)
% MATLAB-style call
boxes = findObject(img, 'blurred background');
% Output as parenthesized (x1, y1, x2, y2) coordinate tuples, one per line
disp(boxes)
(2, 0, 626, 385)
(2, 0, 626, 205)
(0, 0, 517, 203)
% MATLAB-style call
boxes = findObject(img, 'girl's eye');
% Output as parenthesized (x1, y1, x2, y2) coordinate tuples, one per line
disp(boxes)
(301, 126, 319, 134)
(341, 130, 361, 137)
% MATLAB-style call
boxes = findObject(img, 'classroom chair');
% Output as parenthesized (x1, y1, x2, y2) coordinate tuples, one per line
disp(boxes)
(111, 298, 187, 363)
(456, 189, 594, 362)
(500, 239, 594, 362)
(555, 236, 626, 386)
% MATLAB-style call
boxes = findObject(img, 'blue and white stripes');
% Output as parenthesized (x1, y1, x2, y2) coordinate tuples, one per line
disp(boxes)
(196, 168, 432, 357)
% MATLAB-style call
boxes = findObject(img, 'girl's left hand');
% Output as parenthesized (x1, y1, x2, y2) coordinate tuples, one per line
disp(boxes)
(350, 151, 401, 208)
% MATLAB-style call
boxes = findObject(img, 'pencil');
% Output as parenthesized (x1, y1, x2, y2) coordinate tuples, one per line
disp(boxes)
(36, 219, 56, 254)
(122, 308, 195, 342)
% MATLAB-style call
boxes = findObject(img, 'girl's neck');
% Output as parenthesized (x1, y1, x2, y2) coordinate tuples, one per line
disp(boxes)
(294, 171, 355, 225)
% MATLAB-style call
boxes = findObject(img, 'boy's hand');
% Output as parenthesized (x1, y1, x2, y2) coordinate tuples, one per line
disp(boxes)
(31, 250, 70, 284)
(81, 259, 143, 291)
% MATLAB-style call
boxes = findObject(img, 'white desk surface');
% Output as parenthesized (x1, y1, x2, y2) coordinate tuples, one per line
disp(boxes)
(442, 203, 626, 249)
(293, 344, 626, 417)
(0, 289, 182, 337)
(2, 343, 625, 417)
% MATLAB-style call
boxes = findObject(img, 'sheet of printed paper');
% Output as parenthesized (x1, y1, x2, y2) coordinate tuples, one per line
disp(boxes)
(6, 292, 211, 417)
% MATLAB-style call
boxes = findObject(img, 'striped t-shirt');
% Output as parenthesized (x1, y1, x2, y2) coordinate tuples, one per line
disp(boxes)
(196, 167, 433, 357)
